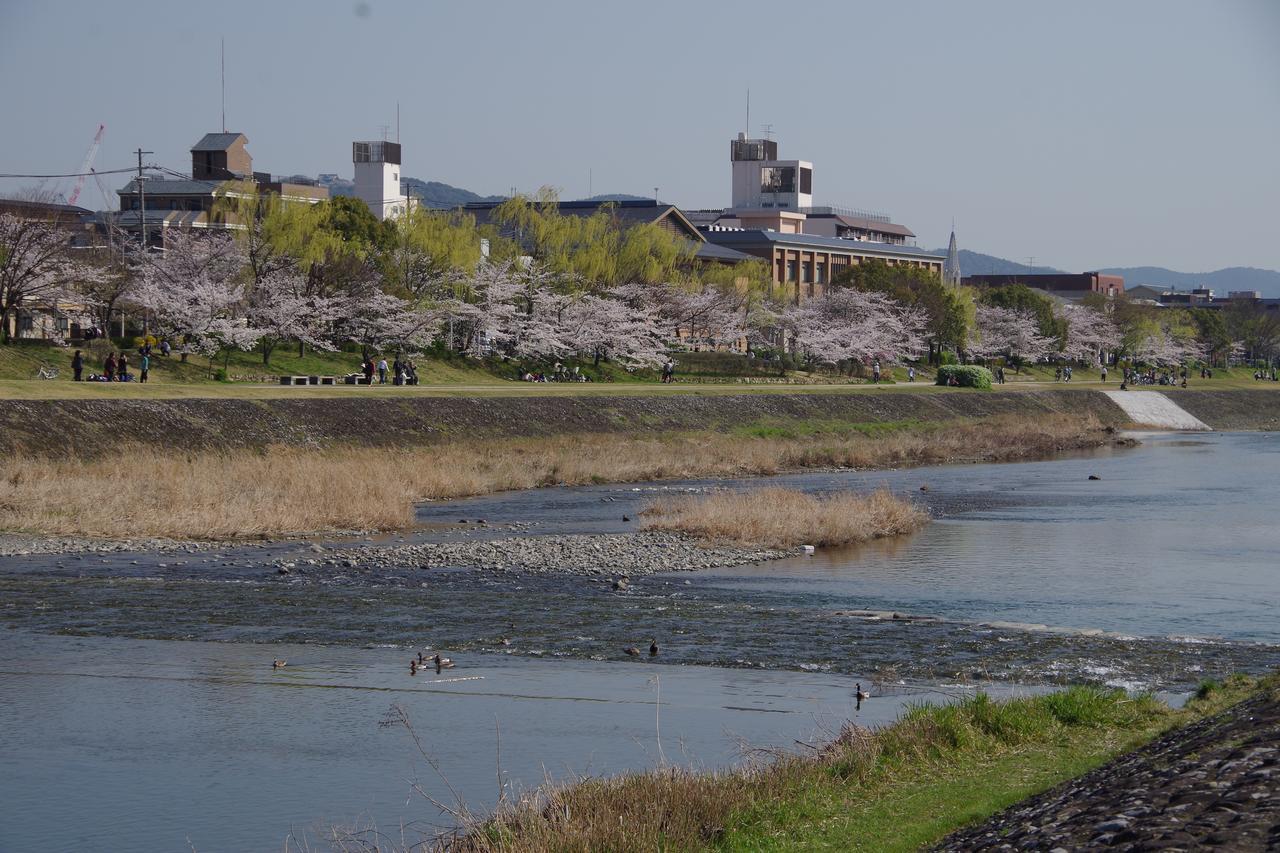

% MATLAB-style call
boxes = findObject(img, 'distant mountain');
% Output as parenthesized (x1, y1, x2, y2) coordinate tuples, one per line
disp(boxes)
(934, 250, 1280, 298)
(1097, 266, 1280, 298)
(401, 178, 505, 209)
(570, 193, 652, 203)
(934, 249, 1066, 277)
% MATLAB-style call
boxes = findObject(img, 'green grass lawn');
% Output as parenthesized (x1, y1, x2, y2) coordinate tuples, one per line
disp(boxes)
(4, 341, 1275, 399)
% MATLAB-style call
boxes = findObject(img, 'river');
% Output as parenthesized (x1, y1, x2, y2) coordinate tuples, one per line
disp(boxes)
(1, 431, 1276, 850)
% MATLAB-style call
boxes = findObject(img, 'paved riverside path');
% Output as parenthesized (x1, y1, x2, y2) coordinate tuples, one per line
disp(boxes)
(935, 690, 1280, 851)
(1102, 389, 1212, 430)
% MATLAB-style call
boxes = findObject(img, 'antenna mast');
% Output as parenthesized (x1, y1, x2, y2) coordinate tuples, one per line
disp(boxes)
(745, 89, 750, 137)
(220, 38, 226, 132)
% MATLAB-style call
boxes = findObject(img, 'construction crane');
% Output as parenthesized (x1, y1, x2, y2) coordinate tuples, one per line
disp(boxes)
(66, 123, 106, 207)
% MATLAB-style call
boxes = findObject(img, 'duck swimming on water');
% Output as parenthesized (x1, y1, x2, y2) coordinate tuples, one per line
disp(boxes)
(434, 654, 455, 670)
(624, 647, 641, 657)
(272, 660, 287, 669)
(649, 639, 659, 657)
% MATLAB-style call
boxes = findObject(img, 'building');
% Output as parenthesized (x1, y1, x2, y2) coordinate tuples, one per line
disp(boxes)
(696, 131, 943, 301)
(701, 228, 945, 303)
(115, 132, 327, 247)
(352, 140, 411, 221)
(0, 198, 97, 341)
(962, 272, 1125, 302)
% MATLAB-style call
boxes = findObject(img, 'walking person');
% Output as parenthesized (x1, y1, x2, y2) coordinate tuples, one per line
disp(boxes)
(71, 349, 84, 381)
(139, 352, 150, 384)
(872, 360, 881, 383)
(377, 357, 388, 385)
(362, 357, 374, 385)
(907, 366, 916, 382)
(104, 352, 116, 382)
(1101, 365, 1108, 383)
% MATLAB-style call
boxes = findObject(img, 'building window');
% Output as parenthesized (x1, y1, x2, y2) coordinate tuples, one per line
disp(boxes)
(800, 263, 810, 283)
(800, 167, 812, 195)
(785, 260, 797, 282)
(816, 263, 827, 284)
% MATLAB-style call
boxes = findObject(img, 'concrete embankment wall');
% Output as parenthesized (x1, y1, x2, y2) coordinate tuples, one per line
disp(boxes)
(3, 387, 1275, 458)
(1, 389, 1141, 458)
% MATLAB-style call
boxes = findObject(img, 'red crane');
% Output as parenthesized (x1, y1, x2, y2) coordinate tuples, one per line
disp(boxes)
(67, 123, 106, 207)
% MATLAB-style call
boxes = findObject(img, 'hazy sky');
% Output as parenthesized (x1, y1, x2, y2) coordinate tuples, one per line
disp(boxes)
(2, 0, 1277, 272)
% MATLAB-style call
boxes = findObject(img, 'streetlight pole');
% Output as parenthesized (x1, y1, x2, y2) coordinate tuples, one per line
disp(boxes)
(135, 148, 153, 250)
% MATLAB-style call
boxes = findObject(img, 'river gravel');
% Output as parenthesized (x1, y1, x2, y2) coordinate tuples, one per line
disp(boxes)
(268, 532, 789, 578)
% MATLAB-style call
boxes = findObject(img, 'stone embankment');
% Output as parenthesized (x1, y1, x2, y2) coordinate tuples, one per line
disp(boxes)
(936, 689, 1280, 851)
(269, 532, 787, 582)
(0, 389, 1133, 457)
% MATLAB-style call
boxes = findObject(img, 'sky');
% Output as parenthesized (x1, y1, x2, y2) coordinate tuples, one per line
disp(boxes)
(1, 0, 1277, 273)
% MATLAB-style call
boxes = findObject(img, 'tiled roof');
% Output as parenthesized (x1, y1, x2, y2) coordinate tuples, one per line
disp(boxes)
(191, 132, 247, 152)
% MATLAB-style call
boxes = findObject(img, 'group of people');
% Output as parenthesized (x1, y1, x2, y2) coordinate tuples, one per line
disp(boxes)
(1121, 366, 1189, 389)
(1252, 368, 1278, 381)
(1053, 365, 1075, 382)
(359, 356, 420, 386)
(521, 362, 591, 382)
(71, 339, 169, 382)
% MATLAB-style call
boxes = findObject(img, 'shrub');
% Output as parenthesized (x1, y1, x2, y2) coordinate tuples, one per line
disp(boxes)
(935, 365, 993, 389)
(939, 350, 959, 366)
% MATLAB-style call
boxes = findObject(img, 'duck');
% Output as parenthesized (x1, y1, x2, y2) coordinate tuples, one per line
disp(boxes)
(624, 647, 641, 657)
(272, 660, 287, 669)
(410, 659, 418, 675)
(649, 638, 659, 657)
(855, 683, 870, 702)
(499, 637, 511, 647)
(433, 653, 455, 669)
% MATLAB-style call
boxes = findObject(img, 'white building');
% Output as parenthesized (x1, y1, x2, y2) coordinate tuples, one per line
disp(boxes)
(729, 134, 813, 211)
(352, 140, 410, 221)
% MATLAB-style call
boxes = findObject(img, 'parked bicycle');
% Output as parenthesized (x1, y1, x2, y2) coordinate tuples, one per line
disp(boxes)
(35, 365, 59, 380)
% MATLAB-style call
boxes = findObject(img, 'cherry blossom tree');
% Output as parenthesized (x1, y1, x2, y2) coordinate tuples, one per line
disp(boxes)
(0, 212, 100, 343)
(652, 283, 748, 351)
(784, 288, 926, 368)
(968, 304, 1057, 366)
(247, 268, 343, 366)
(129, 230, 259, 368)
(561, 291, 668, 367)
(1058, 303, 1121, 364)
(335, 287, 438, 359)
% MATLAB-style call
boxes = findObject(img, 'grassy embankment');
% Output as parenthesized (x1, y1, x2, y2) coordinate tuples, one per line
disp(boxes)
(444, 674, 1274, 853)
(642, 487, 929, 548)
(0, 412, 1110, 539)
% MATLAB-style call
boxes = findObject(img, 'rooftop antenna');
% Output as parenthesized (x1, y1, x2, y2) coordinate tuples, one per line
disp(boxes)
(396, 101, 400, 144)
(762, 123, 774, 141)
(745, 88, 750, 138)
(220, 37, 226, 132)
(379, 124, 391, 142)
(588, 168, 593, 199)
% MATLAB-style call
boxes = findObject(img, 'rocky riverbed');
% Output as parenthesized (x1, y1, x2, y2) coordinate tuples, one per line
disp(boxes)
(269, 531, 789, 581)
(0, 534, 235, 557)
(936, 687, 1280, 851)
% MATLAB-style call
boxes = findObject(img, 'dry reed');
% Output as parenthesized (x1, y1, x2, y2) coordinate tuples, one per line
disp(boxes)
(0, 413, 1110, 540)
(641, 487, 929, 548)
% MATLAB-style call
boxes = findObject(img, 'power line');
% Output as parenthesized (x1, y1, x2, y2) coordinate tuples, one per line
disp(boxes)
(0, 167, 141, 179)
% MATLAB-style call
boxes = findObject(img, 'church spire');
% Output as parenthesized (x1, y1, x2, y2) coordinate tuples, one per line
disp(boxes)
(943, 226, 961, 287)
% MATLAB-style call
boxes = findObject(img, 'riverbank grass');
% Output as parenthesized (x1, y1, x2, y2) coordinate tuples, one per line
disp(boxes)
(641, 487, 928, 548)
(0, 413, 1114, 540)
(454, 675, 1267, 852)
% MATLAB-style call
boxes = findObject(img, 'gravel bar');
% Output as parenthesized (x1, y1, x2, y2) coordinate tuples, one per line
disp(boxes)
(935, 690, 1280, 851)
(270, 532, 789, 578)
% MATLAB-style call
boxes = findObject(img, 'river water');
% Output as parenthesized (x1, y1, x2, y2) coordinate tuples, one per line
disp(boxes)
(1, 431, 1277, 850)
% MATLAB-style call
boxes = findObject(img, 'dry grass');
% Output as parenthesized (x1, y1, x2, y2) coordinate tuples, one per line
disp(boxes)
(641, 487, 929, 548)
(0, 413, 1111, 540)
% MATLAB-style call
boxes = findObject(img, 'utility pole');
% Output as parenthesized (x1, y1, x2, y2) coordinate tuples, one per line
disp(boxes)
(135, 148, 153, 251)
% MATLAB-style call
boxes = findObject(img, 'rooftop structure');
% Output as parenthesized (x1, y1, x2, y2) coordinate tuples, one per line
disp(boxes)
(943, 230, 961, 287)
(353, 140, 411, 221)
